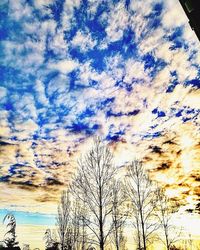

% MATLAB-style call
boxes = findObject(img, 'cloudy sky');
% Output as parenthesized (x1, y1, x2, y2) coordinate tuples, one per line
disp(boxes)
(0, 0, 200, 248)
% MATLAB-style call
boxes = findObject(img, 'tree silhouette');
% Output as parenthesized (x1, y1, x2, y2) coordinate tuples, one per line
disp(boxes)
(155, 187, 182, 250)
(44, 229, 59, 250)
(125, 160, 159, 250)
(70, 198, 88, 250)
(110, 180, 128, 250)
(2, 214, 20, 249)
(22, 244, 30, 250)
(71, 138, 117, 250)
(56, 190, 72, 250)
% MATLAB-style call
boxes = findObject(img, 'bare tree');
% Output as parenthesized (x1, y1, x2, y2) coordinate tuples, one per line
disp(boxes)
(44, 229, 59, 250)
(57, 190, 72, 250)
(71, 138, 117, 250)
(55, 190, 89, 250)
(155, 187, 182, 250)
(74, 199, 89, 250)
(22, 244, 30, 250)
(70, 198, 91, 250)
(72, 199, 81, 250)
(110, 180, 128, 250)
(125, 160, 158, 250)
(71, 198, 86, 250)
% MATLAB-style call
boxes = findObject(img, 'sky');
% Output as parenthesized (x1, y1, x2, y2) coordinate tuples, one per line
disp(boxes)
(0, 0, 200, 248)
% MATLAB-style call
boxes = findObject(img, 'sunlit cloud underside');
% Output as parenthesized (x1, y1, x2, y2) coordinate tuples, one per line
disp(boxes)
(0, 0, 199, 222)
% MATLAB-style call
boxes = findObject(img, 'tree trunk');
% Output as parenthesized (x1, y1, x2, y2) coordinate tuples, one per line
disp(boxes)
(136, 217, 141, 250)
(141, 218, 146, 250)
(138, 191, 146, 249)
(82, 224, 85, 250)
(165, 230, 170, 250)
(99, 189, 104, 250)
(115, 225, 119, 250)
(99, 212, 104, 250)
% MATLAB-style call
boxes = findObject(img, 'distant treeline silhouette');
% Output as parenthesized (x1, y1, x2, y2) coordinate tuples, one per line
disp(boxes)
(1, 139, 191, 250)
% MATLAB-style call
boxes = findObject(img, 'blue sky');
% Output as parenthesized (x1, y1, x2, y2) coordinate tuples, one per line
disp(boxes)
(0, 209, 56, 226)
(0, 0, 200, 226)
(0, 0, 199, 143)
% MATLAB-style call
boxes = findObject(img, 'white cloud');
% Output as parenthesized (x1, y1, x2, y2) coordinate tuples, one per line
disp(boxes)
(71, 30, 97, 52)
(8, 0, 32, 21)
(46, 74, 69, 98)
(35, 80, 49, 106)
(0, 87, 7, 101)
(170, 51, 198, 82)
(61, 0, 81, 30)
(154, 41, 173, 63)
(129, 1, 153, 17)
(33, 0, 53, 10)
(162, 1, 187, 29)
(155, 47, 198, 84)
(87, 0, 103, 15)
(14, 119, 39, 140)
(49, 30, 68, 56)
(129, 1, 153, 42)
(105, 54, 124, 80)
(15, 119, 38, 132)
(48, 59, 79, 74)
(2, 36, 45, 73)
(124, 59, 149, 84)
(40, 19, 57, 35)
(105, 2, 129, 42)
(139, 27, 165, 54)
(12, 93, 38, 122)
(0, 111, 11, 138)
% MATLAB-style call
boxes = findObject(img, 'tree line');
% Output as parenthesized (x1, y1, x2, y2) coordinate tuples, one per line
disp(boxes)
(44, 138, 182, 250)
(0, 139, 187, 250)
